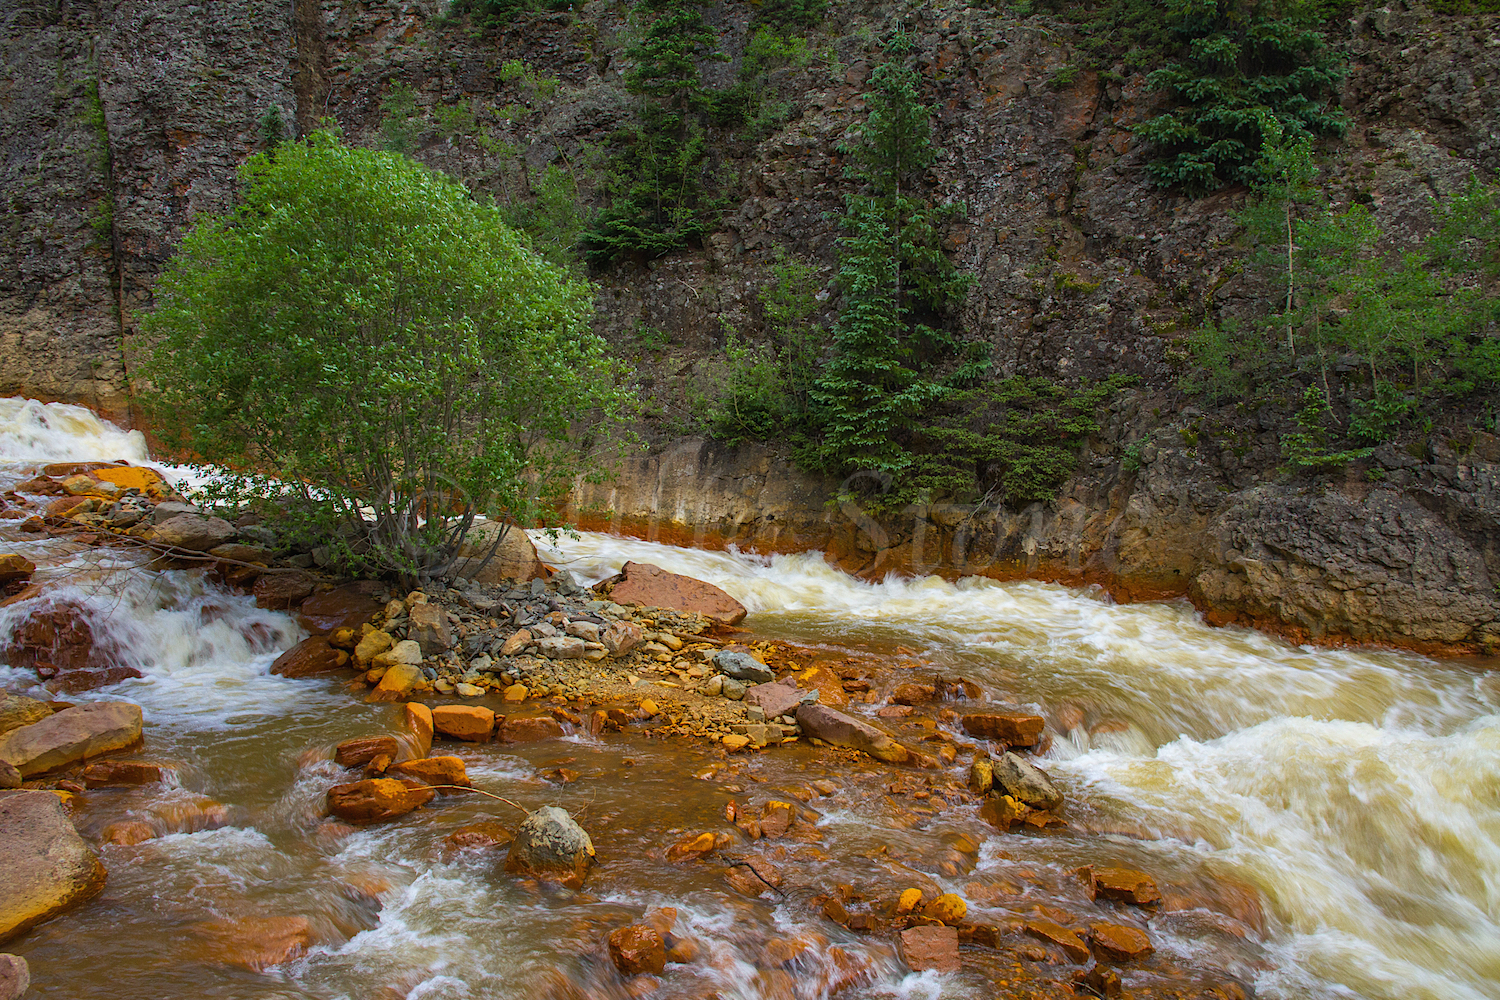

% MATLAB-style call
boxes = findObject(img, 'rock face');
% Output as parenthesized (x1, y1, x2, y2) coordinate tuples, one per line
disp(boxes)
(504, 806, 595, 888)
(0, 791, 108, 943)
(0, 701, 143, 777)
(795, 704, 909, 764)
(605, 562, 747, 625)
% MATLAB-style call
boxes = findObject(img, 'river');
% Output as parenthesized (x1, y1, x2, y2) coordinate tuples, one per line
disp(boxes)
(1, 397, 1497, 1000)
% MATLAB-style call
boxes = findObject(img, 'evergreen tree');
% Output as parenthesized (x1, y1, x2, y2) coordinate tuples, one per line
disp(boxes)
(811, 31, 969, 480)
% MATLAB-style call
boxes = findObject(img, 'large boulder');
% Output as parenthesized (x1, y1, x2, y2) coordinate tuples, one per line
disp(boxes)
(604, 562, 747, 625)
(992, 751, 1063, 810)
(0, 701, 143, 777)
(504, 806, 595, 888)
(0, 693, 51, 737)
(0, 791, 107, 943)
(449, 522, 548, 583)
(794, 704, 909, 764)
(150, 513, 236, 552)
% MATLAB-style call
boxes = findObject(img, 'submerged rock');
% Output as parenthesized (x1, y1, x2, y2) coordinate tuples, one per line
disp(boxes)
(1082, 866, 1162, 906)
(992, 751, 1063, 810)
(1089, 922, 1154, 962)
(609, 924, 666, 976)
(0, 791, 107, 943)
(270, 636, 347, 678)
(504, 806, 595, 888)
(0, 700, 143, 777)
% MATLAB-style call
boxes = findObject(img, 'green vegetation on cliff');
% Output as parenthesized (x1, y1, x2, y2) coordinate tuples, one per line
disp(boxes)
(139, 131, 634, 583)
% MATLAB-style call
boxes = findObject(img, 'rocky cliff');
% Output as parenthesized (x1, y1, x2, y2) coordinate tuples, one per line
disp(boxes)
(0, 0, 1496, 651)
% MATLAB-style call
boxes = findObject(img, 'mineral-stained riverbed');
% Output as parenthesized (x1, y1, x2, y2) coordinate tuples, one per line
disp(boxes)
(1, 397, 1497, 1000)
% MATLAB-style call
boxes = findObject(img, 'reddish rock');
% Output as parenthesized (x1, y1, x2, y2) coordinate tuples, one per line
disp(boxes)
(757, 800, 796, 839)
(444, 821, 513, 851)
(192, 915, 315, 972)
(82, 760, 166, 787)
(744, 676, 803, 719)
(666, 832, 718, 862)
(1024, 919, 1090, 963)
(432, 705, 495, 742)
(500, 715, 564, 742)
(152, 796, 230, 834)
(794, 663, 848, 708)
(898, 925, 960, 973)
(1082, 866, 1163, 906)
(961, 713, 1045, 747)
(299, 583, 384, 635)
(602, 620, 644, 656)
(326, 778, 434, 823)
(724, 857, 783, 896)
(608, 924, 666, 976)
(270, 636, 348, 678)
(333, 736, 401, 769)
(795, 704, 910, 764)
(1089, 922, 1154, 962)
(0, 554, 35, 585)
(101, 819, 158, 846)
(890, 682, 936, 705)
(251, 572, 317, 610)
(604, 562, 747, 625)
(386, 755, 469, 792)
(0, 602, 104, 679)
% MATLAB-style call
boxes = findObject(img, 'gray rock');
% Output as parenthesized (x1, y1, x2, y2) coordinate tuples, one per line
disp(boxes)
(150, 501, 201, 523)
(721, 678, 746, 700)
(0, 701, 144, 778)
(0, 953, 28, 1000)
(714, 650, 773, 683)
(536, 636, 586, 659)
(409, 602, 453, 654)
(0, 791, 106, 943)
(992, 751, 1063, 810)
(503, 806, 595, 888)
(703, 674, 725, 697)
(565, 620, 600, 642)
(150, 513, 236, 552)
(795, 704, 910, 764)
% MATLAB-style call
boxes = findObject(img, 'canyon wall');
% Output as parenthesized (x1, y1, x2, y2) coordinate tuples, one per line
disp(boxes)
(0, 0, 1496, 650)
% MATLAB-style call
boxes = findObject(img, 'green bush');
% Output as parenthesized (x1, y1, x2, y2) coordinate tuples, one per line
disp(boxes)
(138, 131, 634, 585)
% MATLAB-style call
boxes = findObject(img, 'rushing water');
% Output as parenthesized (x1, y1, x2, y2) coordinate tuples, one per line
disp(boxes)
(3, 398, 1498, 1000)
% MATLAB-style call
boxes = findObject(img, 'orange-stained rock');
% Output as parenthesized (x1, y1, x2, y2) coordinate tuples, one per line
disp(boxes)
(271, 636, 348, 678)
(1089, 922, 1154, 962)
(890, 682, 936, 706)
(795, 663, 848, 708)
(444, 821, 513, 851)
(962, 713, 1045, 747)
(608, 924, 666, 976)
(432, 705, 495, 742)
(334, 736, 401, 769)
(192, 915, 315, 971)
(402, 703, 433, 758)
(1024, 919, 1090, 963)
(500, 715, 564, 743)
(724, 856, 782, 896)
(386, 755, 469, 792)
(666, 832, 717, 862)
(91, 466, 171, 499)
(152, 796, 229, 834)
(894, 888, 925, 916)
(367, 663, 421, 703)
(298, 582, 384, 635)
(922, 893, 967, 925)
(101, 820, 157, 846)
(82, 760, 166, 787)
(1082, 865, 1163, 906)
(898, 925, 960, 973)
(0, 791, 107, 943)
(758, 800, 796, 839)
(326, 778, 434, 823)
(0, 554, 35, 584)
(603, 562, 747, 625)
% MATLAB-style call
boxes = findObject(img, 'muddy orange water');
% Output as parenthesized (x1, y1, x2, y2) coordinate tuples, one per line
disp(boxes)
(2, 397, 1498, 1000)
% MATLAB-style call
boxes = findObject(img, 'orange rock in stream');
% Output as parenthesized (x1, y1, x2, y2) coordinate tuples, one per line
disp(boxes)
(326, 778, 434, 823)
(1081, 865, 1163, 906)
(608, 924, 665, 976)
(82, 760, 166, 787)
(386, 756, 469, 792)
(432, 705, 494, 742)
(403, 703, 433, 758)
(1089, 922, 1154, 962)
(1024, 919, 1090, 963)
(899, 925, 960, 973)
(192, 915, 316, 971)
(666, 832, 717, 862)
(334, 736, 401, 769)
(962, 713, 1045, 747)
(795, 663, 848, 708)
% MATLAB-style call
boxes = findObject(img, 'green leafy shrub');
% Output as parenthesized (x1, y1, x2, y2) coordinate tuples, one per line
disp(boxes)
(138, 131, 634, 585)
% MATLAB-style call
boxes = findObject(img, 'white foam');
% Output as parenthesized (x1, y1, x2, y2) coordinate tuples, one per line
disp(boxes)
(0, 397, 151, 466)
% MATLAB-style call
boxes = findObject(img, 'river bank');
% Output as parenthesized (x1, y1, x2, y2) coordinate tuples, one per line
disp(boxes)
(0, 398, 1497, 1000)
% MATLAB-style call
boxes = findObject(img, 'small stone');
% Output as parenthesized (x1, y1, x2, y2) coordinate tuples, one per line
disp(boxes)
(894, 888, 924, 916)
(409, 603, 453, 654)
(386, 755, 470, 792)
(1089, 922, 1154, 962)
(500, 629, 532, 656)
(923, 893, 967, 925)
(503, 806, 594, 888)
(367, 662, 421, 703)
(500, 715, 564, 742)
(565, 621, 600, 642)
(721, 678, 746, 700)
(1024, 919, 1090, 963)
(703, 674, 725, 697)
(502, 684, 529, 702)
(1083, 866, 1163, 906)
(353, 630, 394, 668)
(444, 821, 512, 851)
(455, 682, 483, 698)
(962, 713, 1045, 748)
(968, 754, 994, 795)
(334, 736, 400, 769)
(721, 734, 751, 750)
(0, 954, 28, 1000)
(536, 636, 586, 659)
